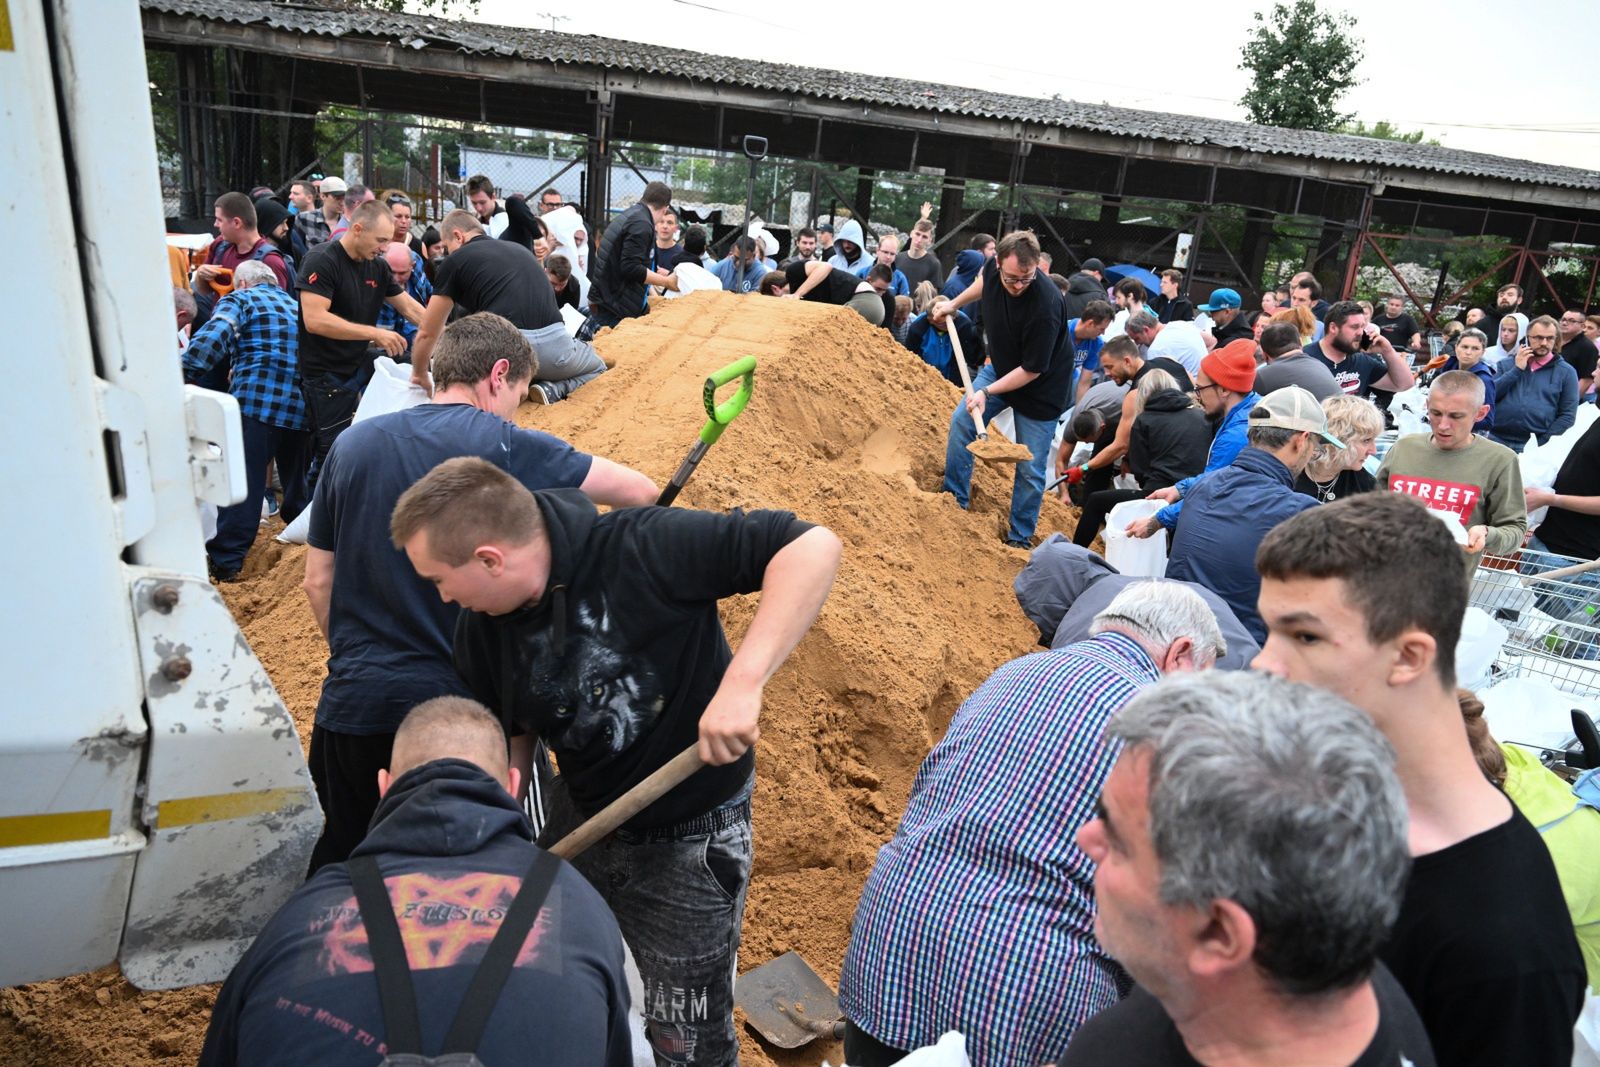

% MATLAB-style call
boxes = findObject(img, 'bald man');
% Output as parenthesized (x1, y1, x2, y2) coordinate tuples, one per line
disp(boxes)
(375, 240, 433, 354)
(201, 696, 634, 1067)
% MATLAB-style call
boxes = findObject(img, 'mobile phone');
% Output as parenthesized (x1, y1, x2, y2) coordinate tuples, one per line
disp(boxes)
(1359, 328, 1373, 350)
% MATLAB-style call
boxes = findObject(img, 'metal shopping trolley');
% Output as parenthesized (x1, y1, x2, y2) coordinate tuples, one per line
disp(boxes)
(1470, 550, 1600, 776)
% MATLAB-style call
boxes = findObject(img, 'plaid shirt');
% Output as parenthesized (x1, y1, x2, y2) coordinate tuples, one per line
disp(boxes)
(375, 249, 432, 348)
(839, 631, 1158, 1065)
(183, 285, 309, 430)
(294, 209, 331, 249)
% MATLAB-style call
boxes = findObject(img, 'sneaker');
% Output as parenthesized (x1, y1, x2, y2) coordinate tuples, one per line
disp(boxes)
(1005, 538, 1031, 550)
(528, 383, 558, 405)
(261, 496, 279, 522)
(207, 560, 242, 583)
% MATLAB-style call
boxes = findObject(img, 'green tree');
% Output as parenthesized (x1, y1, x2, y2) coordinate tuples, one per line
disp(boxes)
(1238, 0, 1362, 130)
(1337, 118, 1439, 145)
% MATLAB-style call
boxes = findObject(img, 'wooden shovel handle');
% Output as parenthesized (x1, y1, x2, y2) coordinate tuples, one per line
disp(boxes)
(548, 745, 705, 859)
(943, 316, 987, 439)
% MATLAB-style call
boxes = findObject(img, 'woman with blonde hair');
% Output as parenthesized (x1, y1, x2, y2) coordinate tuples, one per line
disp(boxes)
(1294, 394, 1384, 503)
(911, 279, 939, 315)
(1273, 306, 1318, 347)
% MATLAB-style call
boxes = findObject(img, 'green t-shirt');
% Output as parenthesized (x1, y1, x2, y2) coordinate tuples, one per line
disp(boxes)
(1377, 433, 1527, 567)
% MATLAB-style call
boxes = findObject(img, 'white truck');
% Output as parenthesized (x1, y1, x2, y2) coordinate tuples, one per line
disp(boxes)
(0, 0, 321, 990)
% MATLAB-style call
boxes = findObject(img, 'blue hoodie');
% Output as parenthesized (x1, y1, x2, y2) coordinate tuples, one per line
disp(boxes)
(941, 249, 987, 330)
(199, 759, 633, 1067)
(904, 308, 978, 387)
(1441, 355, 1498, 433)
(1492, 354, 1578, 451)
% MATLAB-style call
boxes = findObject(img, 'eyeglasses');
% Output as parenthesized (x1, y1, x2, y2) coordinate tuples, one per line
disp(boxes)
(386, 195, 411, 207)
(1192, 382, 1223, 398)
(999, 270, 1036, 288)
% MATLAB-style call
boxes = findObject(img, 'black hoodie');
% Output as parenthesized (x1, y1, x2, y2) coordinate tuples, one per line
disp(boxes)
(199, 759, 631, 1067)
(1128, 389, 1211, 490)
(1060, 271, 1105, 320)
(454, 489, 808, 828)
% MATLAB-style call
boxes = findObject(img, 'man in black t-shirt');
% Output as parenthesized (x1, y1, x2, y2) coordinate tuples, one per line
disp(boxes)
(1065, 671, 1431, 1067)
(776, 258, 885, 324)
(936, 230, 1073, 548)
(1371, 294, 1423, 355)
(300, 312, 656, 873)
(1526, 417, 1600, 561)
(391, 457, 840, 1067)
(1306, 300, 1415, 398)
(1256, 493, 1585, 1067)
(894, 218, 945, 292)
(413, 210, 608, 404)
(1557, 308, 1599, 395)
(296, 199, 426, 464)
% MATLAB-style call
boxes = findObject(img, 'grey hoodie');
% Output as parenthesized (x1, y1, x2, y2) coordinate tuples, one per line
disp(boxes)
(827, 218, 873, 273)
(1012, 535, 1259, 669)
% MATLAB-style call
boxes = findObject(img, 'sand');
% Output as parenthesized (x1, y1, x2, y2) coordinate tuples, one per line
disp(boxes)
(0, 290, 1080, 1066)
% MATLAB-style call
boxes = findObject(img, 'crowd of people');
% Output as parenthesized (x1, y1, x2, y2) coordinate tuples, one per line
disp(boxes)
(177, 172, 1600, 1067)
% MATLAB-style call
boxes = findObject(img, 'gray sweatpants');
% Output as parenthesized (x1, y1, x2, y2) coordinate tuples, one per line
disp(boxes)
(520, 322, 608, 400)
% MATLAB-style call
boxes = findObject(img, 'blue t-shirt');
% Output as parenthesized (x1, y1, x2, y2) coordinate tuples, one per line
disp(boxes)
(1069, 318, 1103, 374)
(308, 403, 593, 734)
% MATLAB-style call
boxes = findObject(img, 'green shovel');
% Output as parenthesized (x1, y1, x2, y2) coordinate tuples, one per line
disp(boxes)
(655, 356, 756, 507)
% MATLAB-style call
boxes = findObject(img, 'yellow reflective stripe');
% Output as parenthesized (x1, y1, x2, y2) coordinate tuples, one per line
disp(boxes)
(156, 787, 305, 829)
(0, 809, 112, 848)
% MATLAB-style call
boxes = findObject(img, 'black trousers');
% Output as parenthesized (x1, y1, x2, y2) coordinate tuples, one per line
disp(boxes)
(306, 724, 396, 876)
(843, 1020, 911, 1067)
(299, 358, 378, 471)
(1072, 487, 1148, 548)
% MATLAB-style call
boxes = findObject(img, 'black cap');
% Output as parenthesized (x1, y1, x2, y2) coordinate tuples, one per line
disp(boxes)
(1081, 257, 1105, 273)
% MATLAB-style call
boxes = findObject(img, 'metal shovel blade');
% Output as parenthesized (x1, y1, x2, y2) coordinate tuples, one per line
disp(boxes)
(735, 951, 844, 1049)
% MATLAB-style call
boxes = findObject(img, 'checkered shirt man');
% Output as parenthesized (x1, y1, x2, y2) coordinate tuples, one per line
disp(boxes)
(839, 631, 1158, 1065)
(183, 284, 308, 430)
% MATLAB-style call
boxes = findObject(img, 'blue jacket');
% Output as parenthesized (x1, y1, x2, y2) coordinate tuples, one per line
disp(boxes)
(856, 260, 910, 296)
(1156, 391, 1261, 528)
(904, 309, 978, 387)
(1165, 446, 1318, 643)
(1442, 356, 1498, 433)
(1492, 355, 1578, 451)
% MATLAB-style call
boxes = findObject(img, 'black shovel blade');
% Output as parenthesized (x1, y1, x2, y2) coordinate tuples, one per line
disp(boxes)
(735, 951, 842, 1049)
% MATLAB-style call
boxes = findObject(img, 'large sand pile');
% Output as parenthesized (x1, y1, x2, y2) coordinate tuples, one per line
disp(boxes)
(1, 291, 1079, 1066)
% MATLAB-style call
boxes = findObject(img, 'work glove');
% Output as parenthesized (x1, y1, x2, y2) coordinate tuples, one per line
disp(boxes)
(1065, 465, 1087, 487)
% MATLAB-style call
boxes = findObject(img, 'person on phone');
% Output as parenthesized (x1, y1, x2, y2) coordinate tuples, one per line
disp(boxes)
(1305, 300, 1415, 399)
(1490, 315, 1578, 453)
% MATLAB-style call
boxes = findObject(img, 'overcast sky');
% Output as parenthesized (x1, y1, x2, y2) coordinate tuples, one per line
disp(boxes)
(466, 0, 1600, 172)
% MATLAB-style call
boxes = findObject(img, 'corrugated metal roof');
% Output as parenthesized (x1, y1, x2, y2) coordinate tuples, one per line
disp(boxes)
(142, 0, 1600, 193)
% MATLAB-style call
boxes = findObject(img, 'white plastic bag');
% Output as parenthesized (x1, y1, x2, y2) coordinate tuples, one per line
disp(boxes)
(277, 356, 429, 544)
(1389, 385, 1427, 439)
(827, 1031, 970, 1067)
(1574, 991, 1600, 1067)
(1523, 405, 1600, 527)
(1103, 499, 1167, 577)
(1455, 605, 1508, 692)
(666, 261, 723, 297)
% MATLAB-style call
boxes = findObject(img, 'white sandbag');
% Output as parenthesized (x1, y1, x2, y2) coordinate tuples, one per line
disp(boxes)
(667, 261, 723, 297)
(1428, 507, 1469, 546)
(989, 408, 1016, 442)
(827, 1031, 971, 1067)
(1525, 405, 1600, 527)
(1389, 385, 1428, 438)
(199, 501, 218, 542)
(560, 303, 585, 337)
(1574, 991, 1600, 1067)
(1479, 675, 1600, 751)
(1113, 473, 1140, 491)
(1103, 499, 1167, 578)
(277, 357, 429, 544)
(1455, 605, 1509, 692)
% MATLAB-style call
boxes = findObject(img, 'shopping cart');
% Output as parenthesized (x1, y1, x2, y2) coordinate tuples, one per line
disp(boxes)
(1471, 550, 1600, 777)
(1470, 550, 1600, 698)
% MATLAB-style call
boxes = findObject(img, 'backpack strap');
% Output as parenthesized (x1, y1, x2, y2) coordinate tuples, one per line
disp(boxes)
(439, 850, 561, 1053)
(348, 855, 425, 1056)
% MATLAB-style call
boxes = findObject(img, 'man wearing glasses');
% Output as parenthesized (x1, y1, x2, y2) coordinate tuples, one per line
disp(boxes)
(934, 229, 1074, 549)
(1557, 308, 1599, 398)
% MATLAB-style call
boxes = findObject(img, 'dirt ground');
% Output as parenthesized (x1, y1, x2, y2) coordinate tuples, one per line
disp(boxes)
(0, 290, 1082, 1066)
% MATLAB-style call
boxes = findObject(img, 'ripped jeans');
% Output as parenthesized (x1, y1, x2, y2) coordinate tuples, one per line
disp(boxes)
(540, 777, 753, 1066)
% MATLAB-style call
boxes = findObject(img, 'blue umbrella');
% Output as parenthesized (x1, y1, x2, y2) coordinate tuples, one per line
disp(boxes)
(1102, 263, 1162, 294)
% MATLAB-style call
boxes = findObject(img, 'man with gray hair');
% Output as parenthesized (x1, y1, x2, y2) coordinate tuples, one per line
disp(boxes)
(183, 258, 311, 581)
(839, 582, 1223, 1066)
(1062, 671, 1432, 1066)
(1125, 307, 1208, 377)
